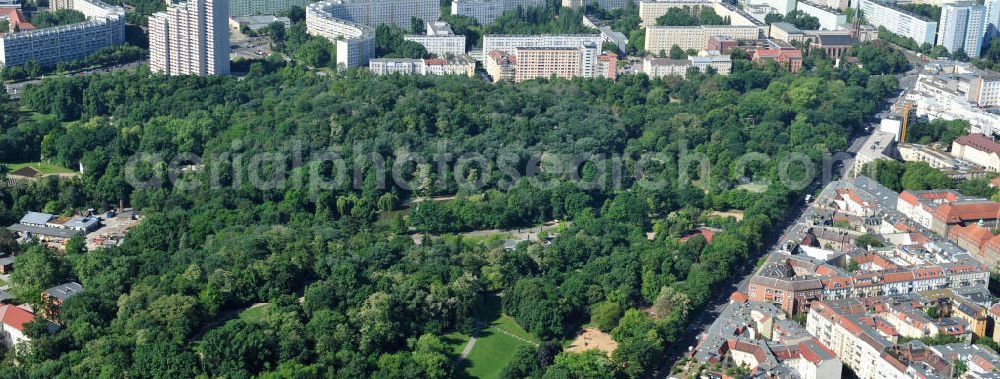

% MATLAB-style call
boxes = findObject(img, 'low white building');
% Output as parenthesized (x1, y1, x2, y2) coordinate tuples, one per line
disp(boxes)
(369, 55, 476, 76)
(952, 133, 1000, 171)
(0, 304, 36, 349)
(403, 21, 466, 57)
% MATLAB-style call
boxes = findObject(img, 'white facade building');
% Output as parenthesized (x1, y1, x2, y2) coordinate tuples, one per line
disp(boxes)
(482, 34, 603, 55)
(369, 55, 476, 76)
(404, 21, 466, 57)
(228, 0, 311, 16)
(986, 0, 1000, 42)
(305, 2, 375, 67)
(451, 0, 547, 25)
(644, 25, 762, 52)
(796, 0, 848, 31)
(149, 0, 230, 76)
(0, 0, 124, 67)
(562, 0, 628, 9)
(858, 0, 938, 45)
(937, 2, 987, 57)
(642, 51, 732, 78)
(309, 0, 439, 29)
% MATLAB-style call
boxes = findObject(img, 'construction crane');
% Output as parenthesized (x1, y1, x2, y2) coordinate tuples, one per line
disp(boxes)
(900, 102, 913, 143)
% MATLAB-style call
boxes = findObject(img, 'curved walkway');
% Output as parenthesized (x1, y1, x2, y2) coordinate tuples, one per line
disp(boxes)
(455, 322, 538, 362)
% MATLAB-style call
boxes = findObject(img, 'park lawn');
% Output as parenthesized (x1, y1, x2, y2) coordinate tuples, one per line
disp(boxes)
(238, 304, 271, 323)
(455, 293, 540, 379)
(463, 328, 531, 379)
(442, 332, 470, 357)
(3, 161, 74, 175)
(491, 315, 538, 344)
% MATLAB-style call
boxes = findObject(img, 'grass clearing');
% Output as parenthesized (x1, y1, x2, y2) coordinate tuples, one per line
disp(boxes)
(461, 328, 530, 379)
(454, 293, 539, 379)
(2, 161, 75, 175)
(238, 303, 271, 323)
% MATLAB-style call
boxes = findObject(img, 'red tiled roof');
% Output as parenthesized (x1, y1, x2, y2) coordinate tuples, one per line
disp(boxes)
(798, 339, 836, 365)
(955, 133, 1000, 156)
(729, 291, 748, 302)
(910, 233, 931, 243)
(0, 8, 32, 34)
(882, 271, 914, 283)
(0, 304, 35, 332)
(899, 191, 920, 206)
(991, 177, 1000, 188)
(912, 267, 944, 278)
(753, 48, 803, 60)
(934, 201, 1000, 223)
(948, 223, 995, 249)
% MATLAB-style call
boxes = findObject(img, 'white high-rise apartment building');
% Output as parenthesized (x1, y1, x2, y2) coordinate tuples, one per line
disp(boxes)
(317, 0, 440, 29)
(149, 0, 230, 76)
(858, 0, 938, 45)
(482, 34, 604, 55)
(451, 0, 547, 25)
(229, 0, 312, 17)
(986, 0, 1000, 41)
(306, 2, 375, 67)
(938, 2, 987, 57)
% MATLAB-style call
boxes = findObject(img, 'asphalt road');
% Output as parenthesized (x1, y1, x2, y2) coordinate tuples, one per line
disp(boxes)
(655, 64, 924, 377)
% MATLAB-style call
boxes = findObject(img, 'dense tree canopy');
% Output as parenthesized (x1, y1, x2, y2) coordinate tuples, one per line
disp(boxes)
(0, 46, 897, 377)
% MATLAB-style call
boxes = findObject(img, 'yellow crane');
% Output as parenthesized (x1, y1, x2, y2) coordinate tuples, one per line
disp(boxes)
(900, 102, 913, 143)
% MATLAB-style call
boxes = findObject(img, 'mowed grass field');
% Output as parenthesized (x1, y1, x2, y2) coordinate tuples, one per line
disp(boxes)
(453, 294, 539, 379)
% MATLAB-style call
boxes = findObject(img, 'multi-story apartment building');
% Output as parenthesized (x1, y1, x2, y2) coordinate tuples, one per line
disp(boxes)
(753, 47, 803, 72)
(562, 0, 628, 9)
(482, 40, 614, 82)
(451, 0, 547, 25)
(369, 56, 477, 76)
(404, 21, 467, 57)
(308, 0, 440, 29)
(638, 0, 715, 26)
(149, 0, 229, 76)
(305, 2, 375, 67)
(952, 133, 1000, 171)
(513, 46, 586, 82)
(483, 34, 603, 55)
(920, 288, 989, 338)
(424, 56, 477, 76)
(369, 58, 424, 75)
(857, 0, 937, 45)
(987, 0, 1000, 41)
(642, 50, 732, 78)
(644, 25, 761, 53)
(970, 71, 1000, 107)
(0, 0, 124, 67)
(638, 0, 763, 27)
(796, 0, 847, 31)
(897, 188, 1000, 235)
(484, 50, 516, 82)
(228, 0, 311, 16)
(369, 56, 472, 75)
(937, 2, 986, 58)
(806, 299, 895, 379)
